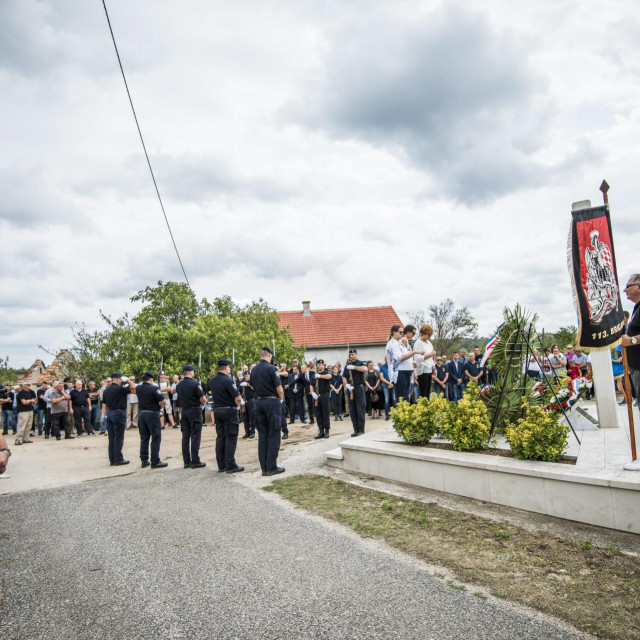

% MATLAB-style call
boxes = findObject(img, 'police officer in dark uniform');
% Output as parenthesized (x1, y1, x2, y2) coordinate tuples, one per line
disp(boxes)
(251, 347, 285, 476)
(176, 365, 206, 469)
(240, 371, 256, 439)
(311, 359, 332, 439)
(208, 359, 244, 473)
(102, 373, 136, 465)
(342, 348, 368, 437)
(136, 371, 168, 469)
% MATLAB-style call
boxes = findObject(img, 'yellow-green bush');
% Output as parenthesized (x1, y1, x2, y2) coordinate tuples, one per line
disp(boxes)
(505, 405, 569, 462)
(391, 397, 448, 445)
(441, 388, 491, 451)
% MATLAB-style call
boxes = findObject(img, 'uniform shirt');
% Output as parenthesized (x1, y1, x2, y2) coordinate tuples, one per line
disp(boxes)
(330, 374, 342, 393)
(136, 382, 165, 411)
(102, 382, 131, 411)
(16, 389, 36, 413)
(464, 361, 482, 381)
(435, 364, 448, 381)
(343, 359, 366, 385)
(315, 371, 332, 394)
(209, 373, 240, 408)
(176, 377, 205, 409)
(69, 388, 90, 408)
(626, 302, 640, 370)
(251, 359, 283, 397)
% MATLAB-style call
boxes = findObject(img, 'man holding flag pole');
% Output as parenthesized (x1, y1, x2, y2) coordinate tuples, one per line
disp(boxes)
(620, 272, 640, 470)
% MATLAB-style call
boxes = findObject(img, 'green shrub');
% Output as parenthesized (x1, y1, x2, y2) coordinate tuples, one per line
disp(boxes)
(391, 397, 448, 445)
(505, 405, 569, 462)
(441, 388, 491, 451)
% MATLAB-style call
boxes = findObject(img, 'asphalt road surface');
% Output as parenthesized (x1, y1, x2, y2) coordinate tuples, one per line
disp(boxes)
(0, 469, 584, 640)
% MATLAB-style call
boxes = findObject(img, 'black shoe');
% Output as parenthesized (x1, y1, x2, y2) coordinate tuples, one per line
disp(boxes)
(218, 467, 226, 472)
(172, 425, 178, 429)
(385, 416, 390, 421)
(141, 460, 150, 468)
(356, 431, 364, 436)
(309, 419, 315, 425)
(191, 462, 206, 469)
(45, 435, 50, 439)
(314, 431, 324, 439)
(261, 470, 267, 476)
(65, 436, 75, 439)
(249, 434, 255, 439)
(226, 466, 244, 474)
(265, 467, 285, 476)
(88, 432, 95, 436)
(242, 434, 250, 439)
(288, 420, 295, 424)
(151, 462, 168, 469)
(115, 460, 130, 466)
(301, 419, 307, 423)
(324, 431, 330, 438)
(282, 433, 288, 440)
(184, 463, 192, 468)
(56, 437, 61, 441)
(161, 426, 165, 430)
(351, 432, 358, 437)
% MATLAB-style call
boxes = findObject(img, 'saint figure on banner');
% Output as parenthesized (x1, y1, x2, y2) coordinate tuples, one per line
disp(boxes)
(584, 229, 619, 323)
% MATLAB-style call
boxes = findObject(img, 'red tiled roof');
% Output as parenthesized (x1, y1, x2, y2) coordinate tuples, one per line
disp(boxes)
(278, 306, 402, 348)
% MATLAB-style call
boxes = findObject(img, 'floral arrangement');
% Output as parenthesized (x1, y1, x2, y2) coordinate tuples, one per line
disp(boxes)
(530, 375, 590, 416)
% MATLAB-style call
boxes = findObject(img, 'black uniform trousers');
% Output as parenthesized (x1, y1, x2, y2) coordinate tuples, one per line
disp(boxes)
(73, 406, 91, 435)
(181, 406, 203, 465)
(214, 407, 240, 470)
(106, 409, 126, 464)
(348, 385, 366, 434)
(289, 393, 305, 422)
(243, 398, 256, 436)
(256, 397, 282, 473)
(305, 393, 315, 422)
(44, 408, 52, 437)
(316, 393, 331, 431)
(332, 391, 342, 417)
(51, 411, 71, 440)
(280, 400, 288, 436)
(139, 410, 162, 465)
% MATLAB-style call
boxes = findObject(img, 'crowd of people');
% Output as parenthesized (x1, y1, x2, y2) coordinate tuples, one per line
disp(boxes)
(0, 314, 637, 475)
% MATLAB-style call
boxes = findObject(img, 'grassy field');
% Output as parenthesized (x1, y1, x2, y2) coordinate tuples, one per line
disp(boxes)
(266, 474, 640, 640)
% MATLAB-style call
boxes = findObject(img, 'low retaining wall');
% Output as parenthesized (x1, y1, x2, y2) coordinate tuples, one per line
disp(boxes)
(325, 435, 640, 535)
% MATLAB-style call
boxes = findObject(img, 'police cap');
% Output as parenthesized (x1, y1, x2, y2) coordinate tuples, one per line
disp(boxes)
(261, 346, 273, 355)
(142, 371, 155, 381)
(183, 365, 195, 372)
(316, 359, 325, 364)
(111, 373, 123, 379)
(218, 359, 230, 367)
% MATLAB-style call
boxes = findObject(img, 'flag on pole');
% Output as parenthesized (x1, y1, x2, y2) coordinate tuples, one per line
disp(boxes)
(481, 323, 504, 367)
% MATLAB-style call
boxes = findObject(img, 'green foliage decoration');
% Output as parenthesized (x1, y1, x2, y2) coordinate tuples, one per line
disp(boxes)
(505, 404, 570, 462)
(391, 397, 448, 445)
(441, 383, 491, 451)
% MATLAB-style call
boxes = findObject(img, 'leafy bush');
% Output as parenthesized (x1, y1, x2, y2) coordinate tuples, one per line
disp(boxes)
(505, 405, 569, 462)
(441, 387, 491, 451)
(391, 397, 448, 445)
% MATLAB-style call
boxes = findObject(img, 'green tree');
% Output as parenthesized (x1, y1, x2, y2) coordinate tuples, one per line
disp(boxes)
(425, 299, 479, 356)
(0, 356, 17, 386)
(548, 325, 577, 350)
(71, 281, 303, 380)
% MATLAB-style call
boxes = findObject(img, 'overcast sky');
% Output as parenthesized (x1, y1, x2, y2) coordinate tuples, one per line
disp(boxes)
(2, 0, 639, 367)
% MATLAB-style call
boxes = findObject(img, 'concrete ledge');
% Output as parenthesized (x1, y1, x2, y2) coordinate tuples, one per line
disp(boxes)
(326, 433, 640, 535)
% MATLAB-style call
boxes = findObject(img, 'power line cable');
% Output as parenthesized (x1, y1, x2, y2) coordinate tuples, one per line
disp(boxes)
(101, 0, 191, 290)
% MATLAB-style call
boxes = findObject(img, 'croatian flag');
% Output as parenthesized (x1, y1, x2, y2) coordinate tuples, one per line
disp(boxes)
(480, 323, 504, 367)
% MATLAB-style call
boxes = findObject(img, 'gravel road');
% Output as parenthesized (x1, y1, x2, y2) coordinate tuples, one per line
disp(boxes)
(0, 468, 585, 640)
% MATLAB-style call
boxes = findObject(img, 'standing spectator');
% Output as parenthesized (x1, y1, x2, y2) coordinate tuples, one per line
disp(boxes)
(565, 345, 575, 362)
(2, 386, 17, 435)
(447, 352, 465, 401)
(36, 382, 48, 435)
(464, 353, 484, 387)
(526, 350, 542, 380)
(300, 364, 315, 425)
(621, 273, 640, 470)
(386, 325, 424, 403)
(287, 365, 306, 424)
(158, 373, 176, 429)
(433, 357, 449, 398)
(549, 344, 567, 376)
(330, 365, 343, 421)
(473, 346, 483, 363)
(0, 385, 14, 435)
(573, 349, 589, 376)
(87, 381, 100, 432)
(15, 382, 37, 445)
(99, 378, 110, 434)
(171, 374, 181, 427)
(414, 324, 436, 401)
(378, 358, 395, 420)
(458, 349, 469, 366)
(365, 361, 381, 419)
(69, 379, 93, 436)
(126, 376, 139, 430)
(50, 381, 73, 440)
(43, 381, 54, 438)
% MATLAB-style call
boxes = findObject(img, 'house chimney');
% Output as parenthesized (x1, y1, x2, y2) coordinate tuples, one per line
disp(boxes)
(302, 300, 311, 317)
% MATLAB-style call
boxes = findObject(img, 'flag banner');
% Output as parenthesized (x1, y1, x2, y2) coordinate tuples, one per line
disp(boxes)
(567, 204, 625, 349)
(481, 323, 504, 367)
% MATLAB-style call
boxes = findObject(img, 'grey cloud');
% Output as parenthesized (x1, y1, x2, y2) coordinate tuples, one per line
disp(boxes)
(286, 4, 590, 203)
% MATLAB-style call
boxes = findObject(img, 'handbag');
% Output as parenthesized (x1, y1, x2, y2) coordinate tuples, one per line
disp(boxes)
(370, 391, 380, 403)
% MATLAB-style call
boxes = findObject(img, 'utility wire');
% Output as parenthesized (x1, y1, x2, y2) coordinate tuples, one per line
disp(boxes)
(101, 0, 191, 290)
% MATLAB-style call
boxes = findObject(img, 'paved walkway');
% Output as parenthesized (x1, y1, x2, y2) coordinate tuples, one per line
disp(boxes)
(0, 469, 585, 640)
